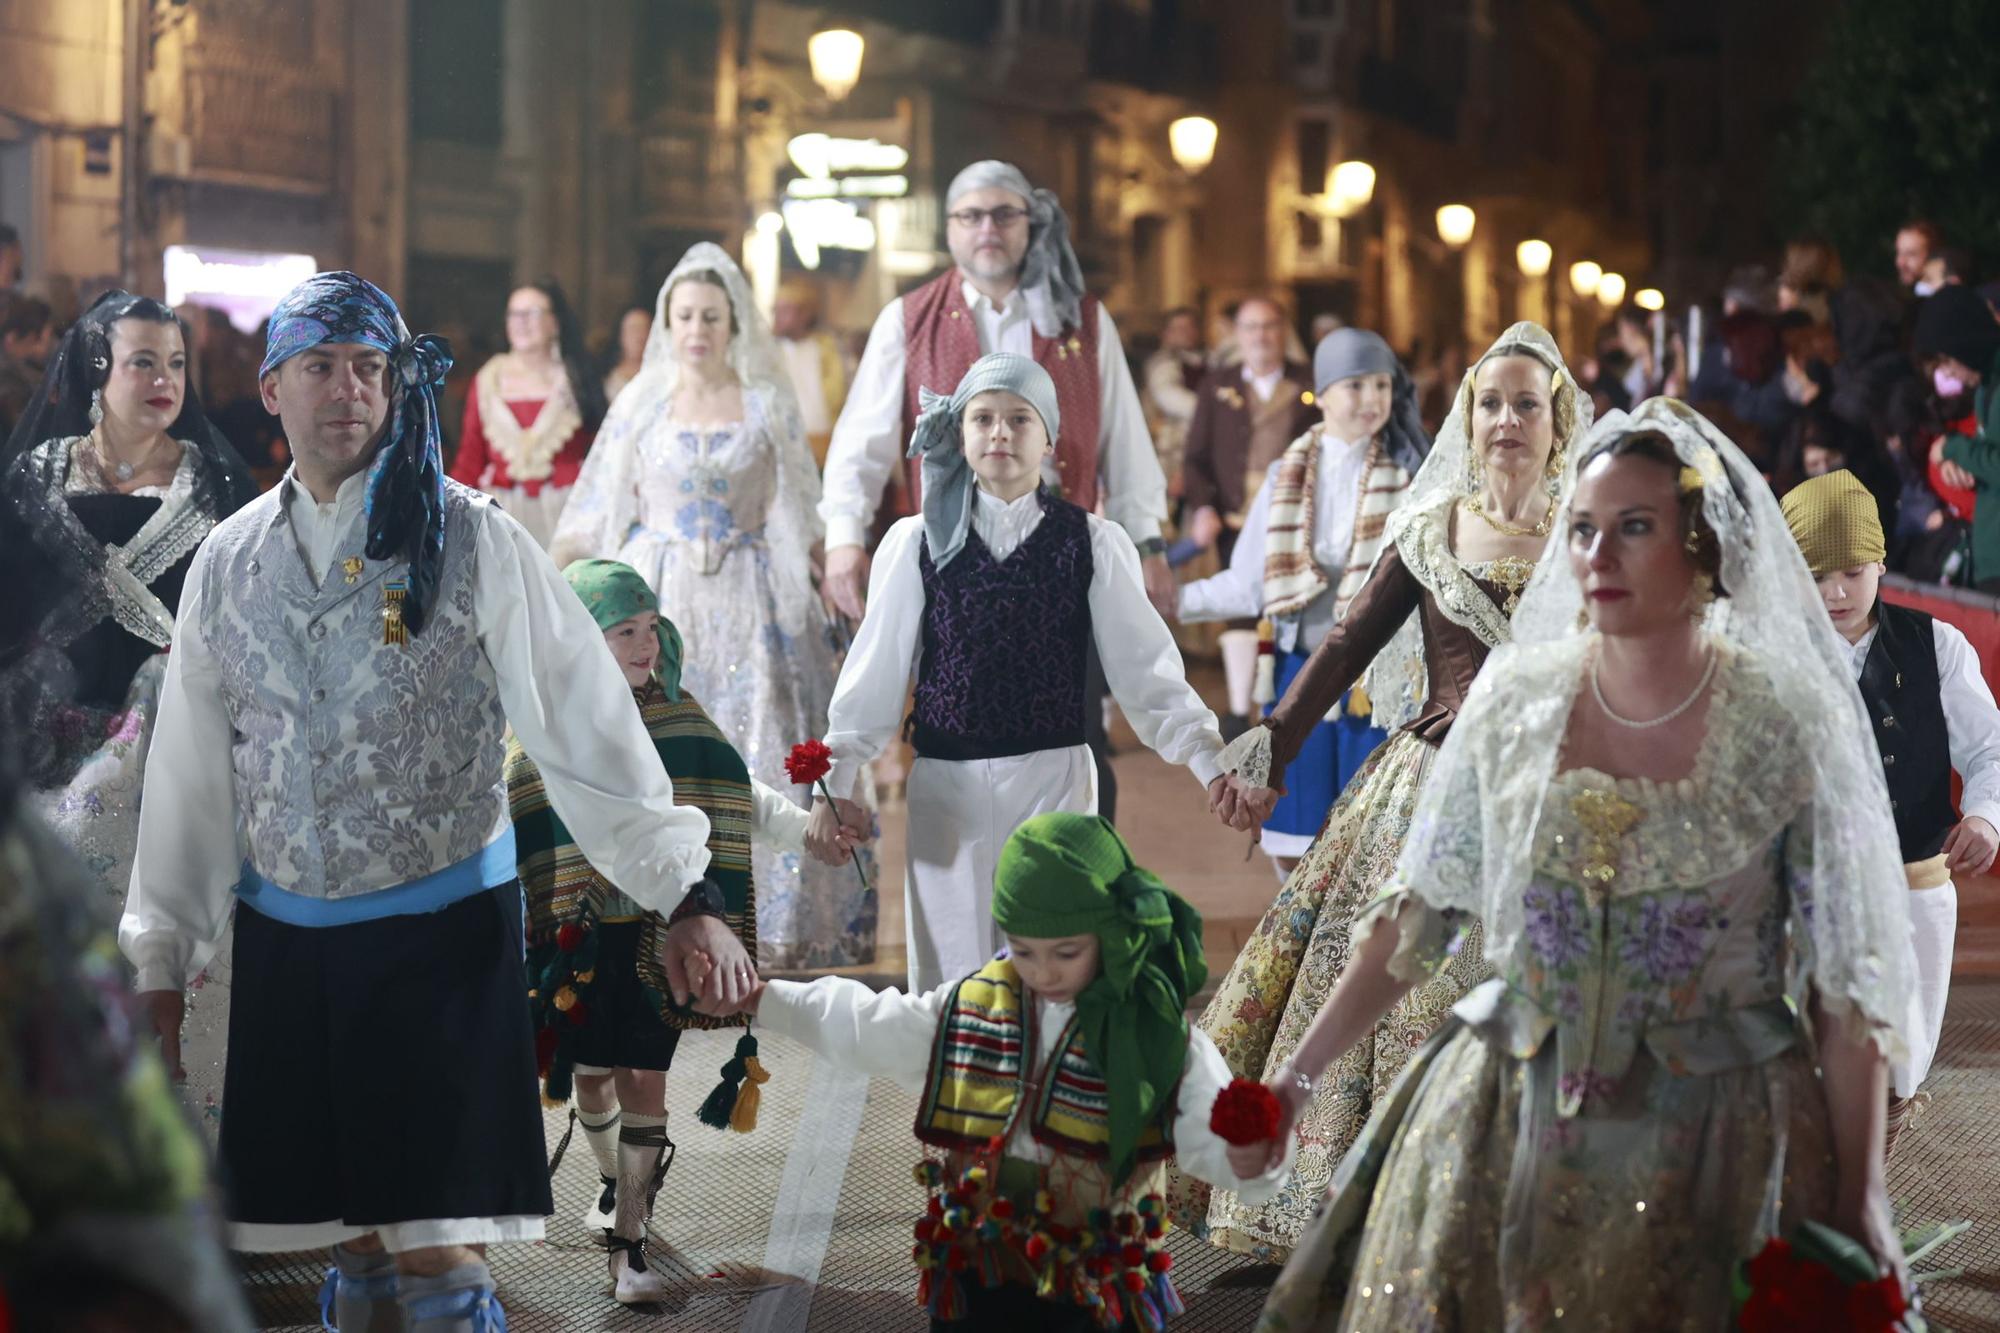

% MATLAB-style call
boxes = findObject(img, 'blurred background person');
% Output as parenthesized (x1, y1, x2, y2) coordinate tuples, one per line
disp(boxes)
(0, 293, 53, 439)
(603, 304, 650, 404)
(771, 275, 848, 469)
(1143, 304, 1204, 500)
(1896, 218, 1943, 296)
(452, 278, 606, 549)
(1178, 297, 1318, 738)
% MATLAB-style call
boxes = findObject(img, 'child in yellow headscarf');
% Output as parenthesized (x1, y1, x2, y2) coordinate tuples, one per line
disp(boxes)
(1783, 469, 2000, 1154)
(730, 812, 1292, 1332)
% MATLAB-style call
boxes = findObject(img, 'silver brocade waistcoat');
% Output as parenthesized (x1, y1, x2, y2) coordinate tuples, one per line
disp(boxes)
(196, 482, 507, 899)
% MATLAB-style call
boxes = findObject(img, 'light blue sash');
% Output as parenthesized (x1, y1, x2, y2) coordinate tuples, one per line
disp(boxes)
(234, 830, 518, 928)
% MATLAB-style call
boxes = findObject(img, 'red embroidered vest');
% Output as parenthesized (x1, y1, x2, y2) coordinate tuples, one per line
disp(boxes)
(900, 271, 1102, 512)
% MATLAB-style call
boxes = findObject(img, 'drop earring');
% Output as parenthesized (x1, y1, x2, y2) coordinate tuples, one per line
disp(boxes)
(88, 388, 104, 428)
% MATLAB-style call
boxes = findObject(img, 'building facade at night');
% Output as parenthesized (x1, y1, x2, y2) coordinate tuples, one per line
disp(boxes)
(0, 0, 1809, 365)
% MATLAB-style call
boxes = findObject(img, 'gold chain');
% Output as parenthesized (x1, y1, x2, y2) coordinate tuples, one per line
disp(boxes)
(1465, 492, 1554, 538)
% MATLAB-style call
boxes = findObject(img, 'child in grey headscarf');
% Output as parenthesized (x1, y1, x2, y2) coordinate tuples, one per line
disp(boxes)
(816, 352, 1225, 993)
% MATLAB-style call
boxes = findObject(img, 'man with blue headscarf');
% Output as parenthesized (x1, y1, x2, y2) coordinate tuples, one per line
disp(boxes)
(120, 272, 750, 1331)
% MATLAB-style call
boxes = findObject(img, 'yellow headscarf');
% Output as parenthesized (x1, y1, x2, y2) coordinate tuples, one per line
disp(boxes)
(1780, 470, 1886, 574)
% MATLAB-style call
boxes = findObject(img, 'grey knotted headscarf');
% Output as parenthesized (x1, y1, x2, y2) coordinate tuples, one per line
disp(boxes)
(1311, 327, 1430, 473)
(906, 352, 1063, 568)
(947, 160, 1086, 340)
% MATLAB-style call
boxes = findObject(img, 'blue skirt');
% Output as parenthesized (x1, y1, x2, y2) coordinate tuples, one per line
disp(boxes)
(1261, 644, 1387, 857)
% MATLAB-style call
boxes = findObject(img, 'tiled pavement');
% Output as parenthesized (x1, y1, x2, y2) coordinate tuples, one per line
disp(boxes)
(241, 667, 1996, 1330)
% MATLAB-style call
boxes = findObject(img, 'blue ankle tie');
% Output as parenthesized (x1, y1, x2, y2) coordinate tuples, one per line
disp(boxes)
(403, 1284, 509, 1332)
(318, 1264, 401, 1330)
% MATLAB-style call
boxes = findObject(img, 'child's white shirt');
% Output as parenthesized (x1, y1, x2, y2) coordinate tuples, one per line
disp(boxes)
(758, 974, 1294, 1204)
(1179, 429, 1377, 632)
(822, 488, 1224, 799)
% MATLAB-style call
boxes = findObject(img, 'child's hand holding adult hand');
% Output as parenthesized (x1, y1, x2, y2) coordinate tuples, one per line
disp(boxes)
(805, 797, 871, 865)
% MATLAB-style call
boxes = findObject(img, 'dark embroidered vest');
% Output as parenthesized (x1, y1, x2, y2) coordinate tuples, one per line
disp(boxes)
(910, 493, 1093, 761)
(1860, 602, 1954, 862)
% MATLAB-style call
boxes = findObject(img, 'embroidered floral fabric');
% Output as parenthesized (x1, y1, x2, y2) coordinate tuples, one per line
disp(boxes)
(1256, 647, 1844, 1331)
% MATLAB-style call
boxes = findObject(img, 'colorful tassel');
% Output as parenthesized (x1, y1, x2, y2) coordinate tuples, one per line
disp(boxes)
(1152, 1271, 1186, 1318)
(729, 1055, 769, 1131)
(698, 1028, 760, 1131)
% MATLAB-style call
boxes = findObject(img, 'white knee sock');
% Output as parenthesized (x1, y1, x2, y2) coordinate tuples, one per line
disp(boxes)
(577, 1104, 621, 1182)
(1220, 629, 1259, 717)
(614, 1111, 669, 1241)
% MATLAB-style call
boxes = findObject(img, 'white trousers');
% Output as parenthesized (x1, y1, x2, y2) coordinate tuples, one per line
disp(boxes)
(229, 1215, 544, 1254)
(904, 745, 1097, 994)
(484, 482, 572, 550)
(1892, 879, 1958, 1097)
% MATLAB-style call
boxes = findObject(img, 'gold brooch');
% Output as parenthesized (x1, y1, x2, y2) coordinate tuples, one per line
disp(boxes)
(342, 556, 364, 585)
(1487, 554, 1536, 615)
(1217, 386, 1245, 409)
(1571, 787, 1643, 893)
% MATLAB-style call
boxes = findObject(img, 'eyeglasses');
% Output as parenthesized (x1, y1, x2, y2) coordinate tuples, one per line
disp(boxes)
(946, 205, 1029, 230)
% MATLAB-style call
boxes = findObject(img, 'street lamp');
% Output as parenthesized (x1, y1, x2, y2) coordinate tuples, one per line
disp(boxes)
(1597, 271, 1627, 307)
(1327, 160, 1376, 216)
(1568, 260, 1602, 300)
(1634, 287, 1665, 311)
(1435, 204, 1475, 249)
(1516, 239, 1552, 278)
(808, 29, 865, 101)
(1169, 116, 1218, 174)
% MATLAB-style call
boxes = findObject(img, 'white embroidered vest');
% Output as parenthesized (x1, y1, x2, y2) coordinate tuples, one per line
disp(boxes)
(196, 481, 507, 899)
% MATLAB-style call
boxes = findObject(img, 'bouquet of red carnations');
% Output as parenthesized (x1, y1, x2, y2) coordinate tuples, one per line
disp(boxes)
(1735, 1219, 1963, 1333)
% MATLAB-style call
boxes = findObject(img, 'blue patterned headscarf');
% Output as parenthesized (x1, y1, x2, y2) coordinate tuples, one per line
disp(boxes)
(260, 271, 455, 636)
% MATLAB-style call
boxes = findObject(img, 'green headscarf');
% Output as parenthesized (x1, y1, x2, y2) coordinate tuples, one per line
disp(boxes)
(991, 812, 1207, 1185)
(562, 559, 685, 701)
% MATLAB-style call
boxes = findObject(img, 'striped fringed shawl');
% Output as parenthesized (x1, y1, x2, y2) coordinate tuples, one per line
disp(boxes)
(1260, 426, 1410, 620)
(508, 681, 755, 1052)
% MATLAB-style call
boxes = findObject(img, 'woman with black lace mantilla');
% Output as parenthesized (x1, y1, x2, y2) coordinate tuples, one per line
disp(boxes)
(0, 290, 256, 1134)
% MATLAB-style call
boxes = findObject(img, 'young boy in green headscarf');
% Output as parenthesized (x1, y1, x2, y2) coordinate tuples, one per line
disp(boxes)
(732, 811, 1292, 1331)
(507, 558, 865, 1306)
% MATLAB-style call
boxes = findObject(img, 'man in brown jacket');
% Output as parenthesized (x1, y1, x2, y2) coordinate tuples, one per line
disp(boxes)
(1180, 297, 1319, 736)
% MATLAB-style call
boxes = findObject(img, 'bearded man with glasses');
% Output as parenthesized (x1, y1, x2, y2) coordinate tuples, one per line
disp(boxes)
(817, 161, 1173, 821)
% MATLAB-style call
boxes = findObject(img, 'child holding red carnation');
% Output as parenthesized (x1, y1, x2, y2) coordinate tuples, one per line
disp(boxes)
(817, 353, 1226, 992)
(720, 813, 1292, 1331)
(507, 558, 865, 1306)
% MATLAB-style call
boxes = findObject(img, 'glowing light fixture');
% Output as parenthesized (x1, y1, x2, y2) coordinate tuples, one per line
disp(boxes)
(754, 211, 785, 236)
(1569, 260, 1603, 299)
(1327, 160, 1376, 216)
(1634, 287, 1665, 311)
(808, 29, 865, 101)
(1516, 239, 1552, 278)
(1596, 271, 1627, 307)
(1168, 116, 1218, 174)
(1435, 204, 1475, 248)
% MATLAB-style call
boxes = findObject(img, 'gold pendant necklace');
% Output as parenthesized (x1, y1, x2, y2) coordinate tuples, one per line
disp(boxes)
(1465, 493, 1554, 538)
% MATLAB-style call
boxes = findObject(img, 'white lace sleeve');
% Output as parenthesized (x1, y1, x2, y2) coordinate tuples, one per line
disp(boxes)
(549, 389, 643, 569)
(751, 383, 827, 641)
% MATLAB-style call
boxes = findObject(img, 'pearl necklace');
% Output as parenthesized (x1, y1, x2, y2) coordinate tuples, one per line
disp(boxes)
(1590, 645, 1718, 729)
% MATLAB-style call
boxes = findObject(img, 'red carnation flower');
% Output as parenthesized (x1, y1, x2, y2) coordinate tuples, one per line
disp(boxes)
(1210, 1077, 1282, 1145)
(555, 922, 583, 953)
(785, 739, 834, 787)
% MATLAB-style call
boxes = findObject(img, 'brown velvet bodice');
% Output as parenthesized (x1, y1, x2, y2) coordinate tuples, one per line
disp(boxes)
(1263, 542, 1514, 782)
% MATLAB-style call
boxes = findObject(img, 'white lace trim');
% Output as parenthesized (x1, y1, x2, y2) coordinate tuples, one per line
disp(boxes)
(473, 356, 583, 483)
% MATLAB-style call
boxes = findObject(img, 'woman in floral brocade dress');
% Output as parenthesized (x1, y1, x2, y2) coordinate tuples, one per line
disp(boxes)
(1253, 399, 1915, 1331)
(553, 244, 875, 969)
(1173, 323, 1591, 1259)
